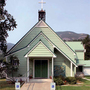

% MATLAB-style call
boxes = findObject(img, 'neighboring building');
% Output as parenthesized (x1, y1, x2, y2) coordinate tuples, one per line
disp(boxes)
(6, 9, 90, 81)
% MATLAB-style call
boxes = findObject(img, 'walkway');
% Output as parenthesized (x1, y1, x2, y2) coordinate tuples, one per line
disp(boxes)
(20, 82, 51, 90)
(82, 77, 90, 81)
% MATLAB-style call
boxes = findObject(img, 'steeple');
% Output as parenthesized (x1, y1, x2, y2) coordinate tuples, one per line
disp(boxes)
(38, 0, 46, 22)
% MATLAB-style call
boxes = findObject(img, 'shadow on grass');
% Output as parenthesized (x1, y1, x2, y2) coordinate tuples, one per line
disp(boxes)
(0, 80, 14, 90)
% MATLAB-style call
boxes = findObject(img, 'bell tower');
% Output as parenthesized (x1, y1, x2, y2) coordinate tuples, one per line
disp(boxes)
(38, 10, 46, 21)
(38, 0, 46, 21)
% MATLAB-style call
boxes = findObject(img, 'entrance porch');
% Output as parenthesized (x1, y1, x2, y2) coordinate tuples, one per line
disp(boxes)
(26, 57, 54, 81)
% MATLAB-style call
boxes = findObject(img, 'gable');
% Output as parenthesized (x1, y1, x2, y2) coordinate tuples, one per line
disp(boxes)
(25, 41, 56, 57)
(35, 20, 48, 27)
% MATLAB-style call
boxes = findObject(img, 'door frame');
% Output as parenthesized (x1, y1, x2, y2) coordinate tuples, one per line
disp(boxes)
(33, 59, 49, 79)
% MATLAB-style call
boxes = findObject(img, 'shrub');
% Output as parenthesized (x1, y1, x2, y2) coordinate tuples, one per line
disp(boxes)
(54, 75, 65, 81)
(65, 77, 76, 84)
(75, 77, 82, 81)
(54, 77, 63, 85)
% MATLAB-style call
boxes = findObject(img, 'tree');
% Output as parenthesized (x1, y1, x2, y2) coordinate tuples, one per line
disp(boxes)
(82, 35, 90, 60)
(0, 0, 17, 54)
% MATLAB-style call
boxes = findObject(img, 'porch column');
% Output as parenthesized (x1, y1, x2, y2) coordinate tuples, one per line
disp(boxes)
(71, 62, 72, 77)
(52, 57, 54, 82)
(27, 57, 29, 77)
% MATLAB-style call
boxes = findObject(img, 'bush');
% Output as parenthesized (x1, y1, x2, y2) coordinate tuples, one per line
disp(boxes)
(54, 77, 63, 85)
(75, 77, 82, 81)
(65, 77, 76, 84)
(54, 75, 65, 81)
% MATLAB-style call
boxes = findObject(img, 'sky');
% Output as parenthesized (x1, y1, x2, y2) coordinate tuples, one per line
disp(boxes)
(5, 0, 90, 44)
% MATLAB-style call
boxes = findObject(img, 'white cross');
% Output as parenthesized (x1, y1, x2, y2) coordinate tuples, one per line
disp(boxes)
(39, 0, 46, 10)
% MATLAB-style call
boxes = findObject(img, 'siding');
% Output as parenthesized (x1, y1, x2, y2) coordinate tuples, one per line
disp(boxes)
(76, 52, 84, 60)
(28, 42, 53, 57)
(7, 48, 28, 77)
(54, 49, 74, 77)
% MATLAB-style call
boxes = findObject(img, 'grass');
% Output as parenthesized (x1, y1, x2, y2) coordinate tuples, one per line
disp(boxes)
(85, 76, 90, 79)
(0, 79, 15, 90)
(56, 78, 90, 90)
(56, 86, 90, 90)
(81, 78, 90, 85)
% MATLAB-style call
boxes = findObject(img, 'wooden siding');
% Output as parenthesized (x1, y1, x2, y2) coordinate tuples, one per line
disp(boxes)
(76, 52, 84, 60)
(54, 49, 74, 77)
(28, 42, 53, 57)
(7, 48, 28, 77)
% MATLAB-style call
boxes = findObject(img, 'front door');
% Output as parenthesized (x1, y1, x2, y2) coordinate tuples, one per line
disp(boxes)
(35, 60, 48, 78)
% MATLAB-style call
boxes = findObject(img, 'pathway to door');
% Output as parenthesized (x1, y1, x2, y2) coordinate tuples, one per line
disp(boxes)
(20, 82, 51, 90)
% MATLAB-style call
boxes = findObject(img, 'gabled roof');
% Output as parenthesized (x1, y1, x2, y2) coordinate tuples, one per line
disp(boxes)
(7, 20, 77, 66)
(66, 41, 84, 51)
(25, 40, 56, 58)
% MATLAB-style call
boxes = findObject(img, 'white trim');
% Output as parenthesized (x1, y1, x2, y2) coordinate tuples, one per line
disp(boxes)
(33, 60, 35, 79)
(27, 57, 29, 77)
(84, 49, 86, 53)
(71, 62, 72, 77)
(33, 59, 49, 78)
(35, 20, 48, 27)
(52, 57, 54, 82)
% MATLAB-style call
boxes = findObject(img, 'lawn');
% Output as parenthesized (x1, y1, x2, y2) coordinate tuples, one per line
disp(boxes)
(0, 79, 15, 90)
(85, 76, 90, 79)
(0, 78, 90, 90)
(56, 78, 90, 90)
(56, 86, 90, 90)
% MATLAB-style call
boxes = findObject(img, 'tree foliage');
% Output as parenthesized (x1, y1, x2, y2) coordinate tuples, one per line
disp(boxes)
(0, 0, 17, 54)
(82, 35, 90, 60)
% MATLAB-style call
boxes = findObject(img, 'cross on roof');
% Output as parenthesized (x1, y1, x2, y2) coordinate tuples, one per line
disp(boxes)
(39, 0, 46, 10)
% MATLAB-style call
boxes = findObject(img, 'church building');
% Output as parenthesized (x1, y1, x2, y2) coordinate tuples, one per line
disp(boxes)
(6, 7, 90, 82)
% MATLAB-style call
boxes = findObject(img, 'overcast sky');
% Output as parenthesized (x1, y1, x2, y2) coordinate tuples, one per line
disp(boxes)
(5, 0, 90, 44)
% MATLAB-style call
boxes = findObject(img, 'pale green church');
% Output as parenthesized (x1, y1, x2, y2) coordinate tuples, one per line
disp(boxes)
(6, 9, 90, 81)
